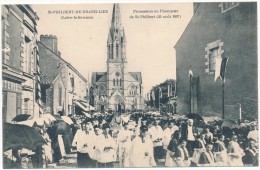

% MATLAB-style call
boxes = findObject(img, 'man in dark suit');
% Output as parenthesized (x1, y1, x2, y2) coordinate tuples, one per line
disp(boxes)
(182, 119, 198, 157)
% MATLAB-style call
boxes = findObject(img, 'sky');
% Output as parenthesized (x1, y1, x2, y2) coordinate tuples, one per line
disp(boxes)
(32, 3, 193, 94)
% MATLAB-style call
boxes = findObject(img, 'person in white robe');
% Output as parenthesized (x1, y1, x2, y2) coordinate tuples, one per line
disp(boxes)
(72, 120, 95, 168)
(247, 124, 259, 144)
(163, 120, 179, 150)
(96, 123, 116, 168)
(129, 125, 156, 167)
(150, 119, 164, 165)
(117, 122, 133, 167)
(227, 135, 245, 166)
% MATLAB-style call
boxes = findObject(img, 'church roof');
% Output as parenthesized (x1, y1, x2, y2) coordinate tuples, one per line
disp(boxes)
(92, 72, 107, 83)
(128, 72, 142, 83)
(40, 72, 60, 84)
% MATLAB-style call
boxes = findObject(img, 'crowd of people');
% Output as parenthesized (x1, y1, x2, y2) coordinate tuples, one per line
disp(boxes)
(3, 111, 259, 168)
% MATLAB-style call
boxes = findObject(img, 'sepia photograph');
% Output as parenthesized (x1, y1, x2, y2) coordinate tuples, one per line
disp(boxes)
(1, 0, 259, 168)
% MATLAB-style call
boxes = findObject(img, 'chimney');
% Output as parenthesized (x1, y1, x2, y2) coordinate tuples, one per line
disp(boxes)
(40, 35, 58, 54)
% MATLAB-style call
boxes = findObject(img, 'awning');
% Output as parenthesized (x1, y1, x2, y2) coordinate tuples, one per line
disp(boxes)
(74, 100, 95, 112)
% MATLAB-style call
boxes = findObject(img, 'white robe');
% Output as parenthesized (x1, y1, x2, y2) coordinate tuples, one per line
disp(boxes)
(129, 136, 156, 167)
(95, 134, 116, 163)
(72, 130, 95, 154)
(227, 141, 244, 166)
(150, 125, 164, 147)
(117, 129, 133, 167)
(163, 126, 179, 149)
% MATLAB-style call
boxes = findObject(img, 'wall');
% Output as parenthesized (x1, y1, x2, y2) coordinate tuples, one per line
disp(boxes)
(175, 2, 257, 120)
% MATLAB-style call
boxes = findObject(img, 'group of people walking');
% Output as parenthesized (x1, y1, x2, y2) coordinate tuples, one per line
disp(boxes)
(4, 111, 258, 168)
(72, 113, 259, 167)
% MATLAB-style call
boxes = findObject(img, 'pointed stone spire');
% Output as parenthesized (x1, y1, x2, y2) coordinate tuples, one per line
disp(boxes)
(107, 3, 126, 62)
(111, 3, 122, 31)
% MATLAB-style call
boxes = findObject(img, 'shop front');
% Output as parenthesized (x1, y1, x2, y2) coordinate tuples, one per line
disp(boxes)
(2, 78, 23, 123)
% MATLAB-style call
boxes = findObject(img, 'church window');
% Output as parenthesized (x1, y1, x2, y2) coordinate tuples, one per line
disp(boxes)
(116, 44, 119, 58)
(117, 79, 119, 86)
(109, 44, 113, 59)
(120, 79, 122, 86)
(58, 86, 62, 106)
(113, 79, 115, 86)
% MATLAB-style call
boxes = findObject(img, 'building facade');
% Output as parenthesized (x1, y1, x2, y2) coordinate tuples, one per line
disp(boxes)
(2, 5, 42, 123)
(92, 4, 144, 112)
(175, 2, 257, 120)
(40, 73, 66, 116)
(38, 35, 89, 115)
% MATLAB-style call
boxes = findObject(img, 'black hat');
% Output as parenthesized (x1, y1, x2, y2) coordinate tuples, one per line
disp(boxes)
(82, 118, 92, 125)
(93, 125, 101, 130)
(102, 123, 110, 129)
(140, 125, 148, 132)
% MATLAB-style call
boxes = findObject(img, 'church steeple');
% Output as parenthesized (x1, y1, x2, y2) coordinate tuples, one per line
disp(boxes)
(111, 3, 122, 31)
(107, 3, 127, 63)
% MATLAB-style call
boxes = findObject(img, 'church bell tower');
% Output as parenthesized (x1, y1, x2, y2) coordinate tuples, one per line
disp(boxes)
(107, 4, 127, 110)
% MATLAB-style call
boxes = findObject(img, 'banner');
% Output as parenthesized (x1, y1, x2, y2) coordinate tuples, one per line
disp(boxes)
(214, 55, 222, 81)
(159, 87, 162, 98)
(220, 57, 229, 82)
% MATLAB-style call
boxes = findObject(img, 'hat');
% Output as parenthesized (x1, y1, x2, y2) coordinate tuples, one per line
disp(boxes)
(93, 125, 101, 130)
(102, 123, 110, 129)
(20, 148, 35, 156)
(82, 118, 92, 125)
(140, 125, 148, 132)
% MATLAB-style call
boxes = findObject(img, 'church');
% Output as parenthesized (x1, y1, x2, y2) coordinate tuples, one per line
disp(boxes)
(91, 4, 144, 113)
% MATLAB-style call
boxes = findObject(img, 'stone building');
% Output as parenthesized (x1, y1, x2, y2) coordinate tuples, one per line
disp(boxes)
(38, 35, 89, 115)
(175, 2, 257, 120)
(91, 4, 144, 112)
(2, 5, 42, 122)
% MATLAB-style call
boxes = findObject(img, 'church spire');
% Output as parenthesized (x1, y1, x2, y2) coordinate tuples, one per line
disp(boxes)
(111, 3, 122, 31)
(107, 3, 127, 63)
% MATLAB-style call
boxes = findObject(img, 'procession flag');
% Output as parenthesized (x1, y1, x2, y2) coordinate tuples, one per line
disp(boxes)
(214, 55, 222, 81)
(152, 90, 155, 100)
(170, 83, 173, 96)
(168, 85, 170, 97)
(220, 57, 229, 82)
(189, 67, 193, 77)
(174, 81, 177, 97)
(159, 87, 162, 98)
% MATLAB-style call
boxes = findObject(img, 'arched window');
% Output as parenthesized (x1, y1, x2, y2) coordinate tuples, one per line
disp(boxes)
(109, 44, 113, 59)
(117, 79, 119, 86)
(116, 44, 119, 58)
(58, 86, 62, 106)
(120, 79, 122, 86)
(113, 79, 115, 86)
